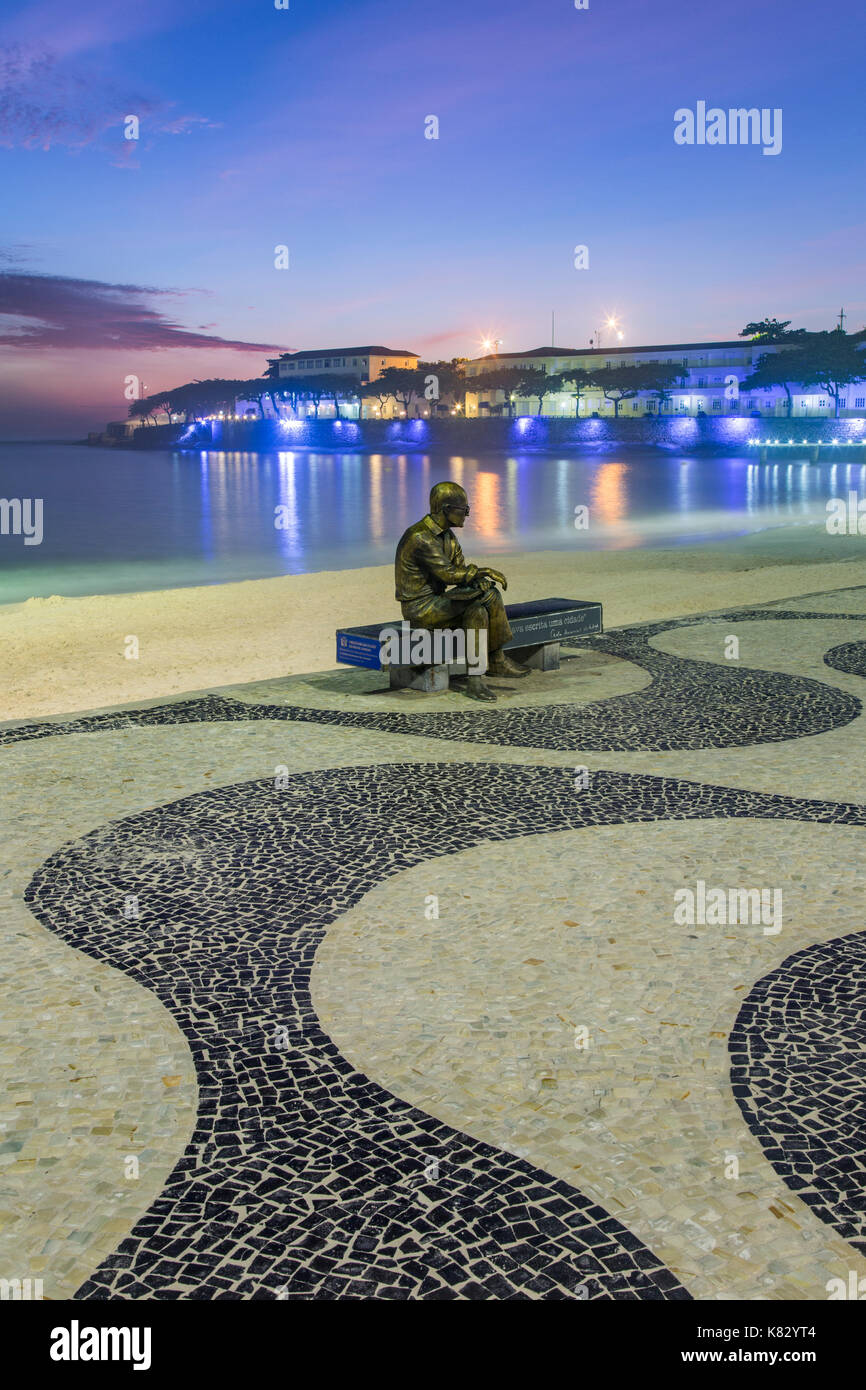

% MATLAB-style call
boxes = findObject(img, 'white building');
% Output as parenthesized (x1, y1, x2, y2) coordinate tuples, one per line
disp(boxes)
(464, 340, 866, 418)
(259, 344, 420, 419)
(266, 345, 418, 383)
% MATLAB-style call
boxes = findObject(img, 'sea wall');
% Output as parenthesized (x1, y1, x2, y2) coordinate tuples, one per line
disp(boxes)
(115, 415, 866, 457)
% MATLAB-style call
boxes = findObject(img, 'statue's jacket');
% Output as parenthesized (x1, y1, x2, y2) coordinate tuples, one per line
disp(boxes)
(394, 513, 479, 625)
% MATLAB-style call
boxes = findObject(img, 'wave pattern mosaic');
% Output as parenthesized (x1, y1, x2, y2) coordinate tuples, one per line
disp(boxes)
(731, 934, 866, 1258)
(2, 607, 862, 754)
(23, 763, 866, 1299)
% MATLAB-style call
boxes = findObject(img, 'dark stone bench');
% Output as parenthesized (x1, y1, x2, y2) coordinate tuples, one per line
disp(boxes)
(336, 598, 603, 691)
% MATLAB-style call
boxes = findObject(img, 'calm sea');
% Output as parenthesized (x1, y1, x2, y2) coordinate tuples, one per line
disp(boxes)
(0, 442, 861, 604)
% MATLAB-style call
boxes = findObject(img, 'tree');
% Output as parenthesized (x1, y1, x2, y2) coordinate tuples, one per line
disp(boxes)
(275, 376, 309, 417)
(471, 365, 527, 418)
(442, 358, 468, 412)
(562, 367, 592, 417)
(129, 379, 244, 424)
(418, 360, 466, 414)
(376, 366, 422, 417)
(129, 392, 167, 425)
(319, 373, 361, 418)
(234, 377, 281, 418)
(515, 366, 560, 415)
(739, 353, 802, 417)
(299, 373, 334, 418)
(585, 364, 648, 417)
(786, 331, 866, 418)
(740, 319, 806, 344)
(358, 379, 393, 418)
(634, 363, 682, 415)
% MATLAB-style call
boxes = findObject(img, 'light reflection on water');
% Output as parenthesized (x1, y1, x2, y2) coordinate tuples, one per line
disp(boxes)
(0, 443, 862, 603)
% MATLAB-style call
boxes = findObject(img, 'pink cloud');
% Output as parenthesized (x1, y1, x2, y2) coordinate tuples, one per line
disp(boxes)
(0, 272, 283, 351)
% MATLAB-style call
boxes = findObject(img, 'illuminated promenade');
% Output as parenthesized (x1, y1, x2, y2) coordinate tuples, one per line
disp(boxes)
(2, 584, 866, 1298)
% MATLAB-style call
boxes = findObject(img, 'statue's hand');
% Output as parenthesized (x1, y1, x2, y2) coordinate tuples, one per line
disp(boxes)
(479, 567, 507, 591)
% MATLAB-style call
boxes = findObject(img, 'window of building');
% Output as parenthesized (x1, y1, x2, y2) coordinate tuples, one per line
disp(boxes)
(697, 377, 707, 387)
(324, 360, 331, 367)
(855, 397, 865, 409)
(631, 400, 640, 411)
(315, 360, 322, 367)
(747, 399, 756, 409)
(712, 399, 722, 410)
(819, 399, 826, 408)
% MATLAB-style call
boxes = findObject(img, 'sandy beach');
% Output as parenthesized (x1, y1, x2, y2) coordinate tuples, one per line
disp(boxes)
(2, 523, 865, 722)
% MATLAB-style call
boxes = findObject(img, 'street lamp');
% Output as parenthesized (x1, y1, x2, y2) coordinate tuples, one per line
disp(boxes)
(592, 315, 624, 350)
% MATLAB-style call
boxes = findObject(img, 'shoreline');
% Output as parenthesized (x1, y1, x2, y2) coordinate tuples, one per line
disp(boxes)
(2, 526, 865, 723)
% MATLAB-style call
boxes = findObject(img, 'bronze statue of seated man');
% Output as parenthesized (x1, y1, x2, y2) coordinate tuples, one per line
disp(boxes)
(394, 480, 531, 702)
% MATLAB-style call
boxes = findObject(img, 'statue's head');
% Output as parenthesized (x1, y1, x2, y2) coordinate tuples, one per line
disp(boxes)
(430, 481, 470, 528)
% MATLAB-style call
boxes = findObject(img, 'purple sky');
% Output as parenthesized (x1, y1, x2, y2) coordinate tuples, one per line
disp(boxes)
(1, 0, 864, 436)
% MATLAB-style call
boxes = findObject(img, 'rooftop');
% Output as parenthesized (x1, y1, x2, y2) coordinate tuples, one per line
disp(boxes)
(470, 340, 751, 363)
(269, 346, 419, 360)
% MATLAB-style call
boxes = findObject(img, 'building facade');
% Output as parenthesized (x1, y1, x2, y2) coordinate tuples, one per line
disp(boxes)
(267, 346, 418, 383)
(464, 341, 865, 418)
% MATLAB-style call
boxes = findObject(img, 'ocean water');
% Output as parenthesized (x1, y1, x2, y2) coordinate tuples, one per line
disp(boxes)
(0, 442, 862, 604)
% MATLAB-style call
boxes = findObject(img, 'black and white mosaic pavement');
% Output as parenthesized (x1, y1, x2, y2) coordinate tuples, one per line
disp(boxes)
(730, 934, 866, 1260)
(824, 640, 866, 680)
(2, 607, 862, 754)
(24, 762, 866, 1299)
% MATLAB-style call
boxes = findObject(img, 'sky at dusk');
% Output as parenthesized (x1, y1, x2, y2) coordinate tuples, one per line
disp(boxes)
(1, 0, 864, 437)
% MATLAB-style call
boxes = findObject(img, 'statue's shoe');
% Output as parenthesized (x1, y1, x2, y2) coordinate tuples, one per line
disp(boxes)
(465, 676, 498, 702)
(488, 654, 531, 678)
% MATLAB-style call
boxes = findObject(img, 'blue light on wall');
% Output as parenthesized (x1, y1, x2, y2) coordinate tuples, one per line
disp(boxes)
(670, 416, 699, 441)
(510, 416, 548, 444)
